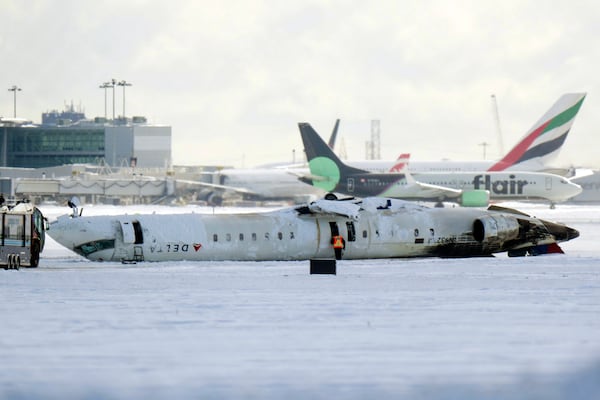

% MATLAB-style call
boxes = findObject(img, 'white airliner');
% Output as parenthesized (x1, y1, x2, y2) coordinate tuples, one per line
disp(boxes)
(48, 197, 579, 262)
(298, 122, 583, 207)
(348, 92, 586, 173)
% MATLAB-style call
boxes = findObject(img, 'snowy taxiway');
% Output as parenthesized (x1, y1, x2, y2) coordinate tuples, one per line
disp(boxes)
(1, 202, 600, 399)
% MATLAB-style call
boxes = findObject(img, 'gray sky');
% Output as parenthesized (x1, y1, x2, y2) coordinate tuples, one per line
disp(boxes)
(2, 0, 598, 168)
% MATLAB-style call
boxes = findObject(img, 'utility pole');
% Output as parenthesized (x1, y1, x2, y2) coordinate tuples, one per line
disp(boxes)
(8, 85, 22, 117)
(117, 80, 132, 119)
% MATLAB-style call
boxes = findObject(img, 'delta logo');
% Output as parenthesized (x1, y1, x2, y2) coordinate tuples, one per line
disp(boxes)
(473, 174, 528, 195)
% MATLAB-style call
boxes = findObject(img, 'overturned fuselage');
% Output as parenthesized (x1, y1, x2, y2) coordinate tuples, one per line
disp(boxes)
(48, 198, 578, 262)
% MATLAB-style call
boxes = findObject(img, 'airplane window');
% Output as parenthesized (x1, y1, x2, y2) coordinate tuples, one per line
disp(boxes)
(252, 233, 257, 241)
(226, 233, 231, 242)
(239, 233, 244, 241)
(414, 229, 419, 237)
(290, 232, 295, 239)
(213, 234, 218, 242)
(74, 239, 115, 256)
(363, 230, 367, 238)
(430, 228, 434, 236)
(265, 232, 270, 240)
(346, 222, 356, 242)
(278, 232, 283, 240)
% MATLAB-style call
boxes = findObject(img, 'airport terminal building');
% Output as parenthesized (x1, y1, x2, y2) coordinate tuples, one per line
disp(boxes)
(1, 116, 171, 169)
(1, 110, 173, 203)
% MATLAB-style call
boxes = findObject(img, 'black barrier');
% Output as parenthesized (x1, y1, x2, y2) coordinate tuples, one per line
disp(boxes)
(310, 258, 336, 275)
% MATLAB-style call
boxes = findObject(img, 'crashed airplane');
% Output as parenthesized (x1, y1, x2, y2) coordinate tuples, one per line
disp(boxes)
(48, 197, 579, 262)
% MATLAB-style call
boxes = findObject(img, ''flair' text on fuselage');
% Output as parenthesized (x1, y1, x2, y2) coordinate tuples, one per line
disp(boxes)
(473, 174, 528, 195)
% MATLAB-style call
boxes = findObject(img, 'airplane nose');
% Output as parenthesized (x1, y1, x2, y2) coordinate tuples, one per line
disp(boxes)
(570, 181, 583, 196)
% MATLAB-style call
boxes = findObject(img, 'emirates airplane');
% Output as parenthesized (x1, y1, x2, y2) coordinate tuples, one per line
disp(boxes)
(349, 92, 586, 173)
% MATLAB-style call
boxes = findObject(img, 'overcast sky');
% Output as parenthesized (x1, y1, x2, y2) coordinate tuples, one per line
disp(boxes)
(2, 0, 598, 168)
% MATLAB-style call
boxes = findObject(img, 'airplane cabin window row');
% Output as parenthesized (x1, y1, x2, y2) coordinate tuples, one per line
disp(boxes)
(212, 231, 295, 242)
(210, 226, 369, 243)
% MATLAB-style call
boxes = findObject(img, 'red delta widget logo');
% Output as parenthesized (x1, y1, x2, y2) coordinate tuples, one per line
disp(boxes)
(473, 174, 528, 195)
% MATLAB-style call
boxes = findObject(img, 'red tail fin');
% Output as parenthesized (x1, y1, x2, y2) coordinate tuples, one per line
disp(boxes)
(389, 153, 411, 172)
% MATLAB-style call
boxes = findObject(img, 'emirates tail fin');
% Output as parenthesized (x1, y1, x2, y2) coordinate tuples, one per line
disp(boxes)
(488, 93, 586, 171)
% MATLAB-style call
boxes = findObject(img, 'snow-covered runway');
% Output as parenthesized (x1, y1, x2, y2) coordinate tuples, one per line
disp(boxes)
(2, 202, 600, 399)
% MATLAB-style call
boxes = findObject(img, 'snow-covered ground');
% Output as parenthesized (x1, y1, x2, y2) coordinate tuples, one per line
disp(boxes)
(2, 202, 600, 399)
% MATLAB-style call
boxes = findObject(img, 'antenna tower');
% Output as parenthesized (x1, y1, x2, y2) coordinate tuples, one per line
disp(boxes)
(365, 119, 381, 160)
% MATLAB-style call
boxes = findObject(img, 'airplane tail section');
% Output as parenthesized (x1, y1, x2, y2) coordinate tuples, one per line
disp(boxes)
(327, 119, 340, 149)
(299, 122, 366, 192)
(389, 153, 411, 172)
(488, 93, 586, 171)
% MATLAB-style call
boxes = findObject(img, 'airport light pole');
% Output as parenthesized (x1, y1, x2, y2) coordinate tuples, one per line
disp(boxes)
(8, 85, 22, 118)
(99, 81, 112, 120)
(110, 78, 117, 121)
(117, 80, 132, 119)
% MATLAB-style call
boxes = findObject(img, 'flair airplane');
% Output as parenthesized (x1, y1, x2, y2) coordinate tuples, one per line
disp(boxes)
(348, 92, 587, 174)
(298, 123, 582, 207)
(48, 197, 578, 262)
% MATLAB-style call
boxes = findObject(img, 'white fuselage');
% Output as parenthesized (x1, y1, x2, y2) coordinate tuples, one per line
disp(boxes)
(347, 159, 562, 174)
(48, 198, 574, 262)
(216, 164, 580, 205)
(409, 171, 581, 202)
(350, 159, 495, 173)
(218, 167, 324, 201)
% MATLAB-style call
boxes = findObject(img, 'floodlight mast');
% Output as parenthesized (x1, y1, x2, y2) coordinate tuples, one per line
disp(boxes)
(117, 80, 132, 119)
(8, 85, 22, 118)
(99, 81, 113, 120)
(111, 78, 117, 121)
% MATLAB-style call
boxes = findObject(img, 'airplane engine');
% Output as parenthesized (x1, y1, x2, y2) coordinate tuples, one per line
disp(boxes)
(460, 190, 490, 207)
(206, 192, 224, 207)
(473, 215, 520, 243)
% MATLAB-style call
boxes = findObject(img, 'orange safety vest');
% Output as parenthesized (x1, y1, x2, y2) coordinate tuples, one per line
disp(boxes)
(333, 235, 344, 249)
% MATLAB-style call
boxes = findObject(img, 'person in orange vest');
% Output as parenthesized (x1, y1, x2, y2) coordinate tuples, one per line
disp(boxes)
(331, 234, 345, 260)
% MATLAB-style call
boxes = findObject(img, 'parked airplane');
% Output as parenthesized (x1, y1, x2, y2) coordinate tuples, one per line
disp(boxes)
(347, 92, 587, 174)
(48, 197, 578, 262)
(181, 120, 342, 205)
(298, 123, 582, 207)
(187, 167, 325, 205)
